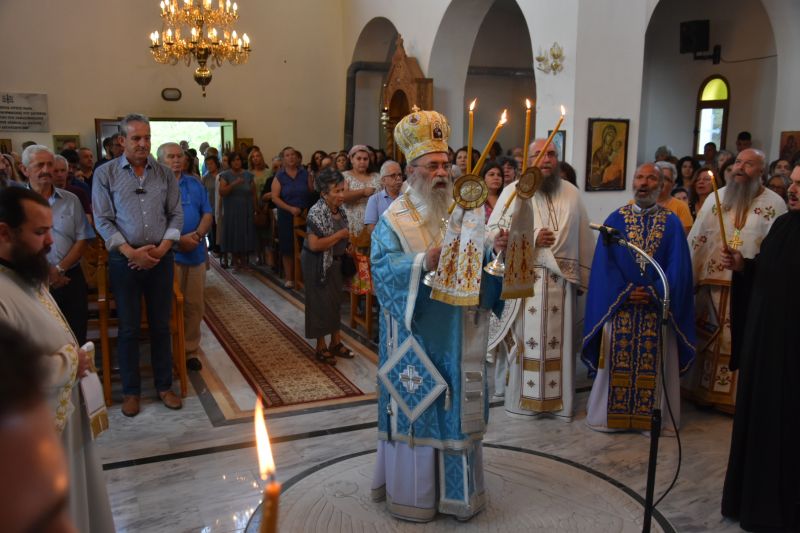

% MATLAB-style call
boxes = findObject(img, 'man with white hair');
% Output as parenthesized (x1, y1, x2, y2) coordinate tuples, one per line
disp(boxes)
(488, 138, 593, 421)
(653, 160, 693, 233)
(22, 145, 95, 344)
(157, 143, 212, 361)
(370, 109, 505, 522)
(582, 162, 695, 432)
(685, 148, 786, 413)
(364, 159, 403, 233)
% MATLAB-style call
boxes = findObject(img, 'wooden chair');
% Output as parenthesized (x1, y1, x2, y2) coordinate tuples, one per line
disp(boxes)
(292, 212, 307, 290)
(349, 229, 375, 338)
(90, 248, 188, 406)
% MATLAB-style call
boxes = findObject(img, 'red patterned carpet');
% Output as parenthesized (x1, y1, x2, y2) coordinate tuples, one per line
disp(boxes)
(203, 262, 365, 409)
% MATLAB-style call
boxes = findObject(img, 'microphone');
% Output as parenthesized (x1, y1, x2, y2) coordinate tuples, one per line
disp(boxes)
(589, 222, 620, 236)
(589, 222, 623, 246)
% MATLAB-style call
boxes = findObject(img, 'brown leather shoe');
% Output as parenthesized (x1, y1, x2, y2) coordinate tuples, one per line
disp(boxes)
(158, 390, 183, 410)
(121, 395, 140, 417)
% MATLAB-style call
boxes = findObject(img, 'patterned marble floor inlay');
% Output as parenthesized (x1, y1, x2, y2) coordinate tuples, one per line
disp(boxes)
(246, 446, 671, 532)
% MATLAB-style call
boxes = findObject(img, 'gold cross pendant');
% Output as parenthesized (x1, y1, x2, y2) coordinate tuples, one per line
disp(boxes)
(728, 229, 743, 250)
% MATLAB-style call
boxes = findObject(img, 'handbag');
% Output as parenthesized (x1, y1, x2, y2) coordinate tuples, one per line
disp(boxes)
(341, 253, 357, 277)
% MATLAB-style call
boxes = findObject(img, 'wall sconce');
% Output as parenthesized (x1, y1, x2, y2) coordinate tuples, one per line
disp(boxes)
(535, 42, 564, 75)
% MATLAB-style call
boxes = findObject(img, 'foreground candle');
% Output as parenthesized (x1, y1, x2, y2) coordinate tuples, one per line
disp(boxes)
(255, 399, 280, 533)
(473, 109, 508, 176)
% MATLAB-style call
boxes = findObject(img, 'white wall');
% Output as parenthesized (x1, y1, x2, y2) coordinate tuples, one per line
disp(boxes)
(639, 0, 777, 162)
(0, 0, 347, 159)
(571, 0, 659, 224)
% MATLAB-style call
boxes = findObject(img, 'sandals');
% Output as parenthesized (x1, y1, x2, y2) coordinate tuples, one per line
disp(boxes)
(315, 348, 336, 366)
(330, 343, 354, 359)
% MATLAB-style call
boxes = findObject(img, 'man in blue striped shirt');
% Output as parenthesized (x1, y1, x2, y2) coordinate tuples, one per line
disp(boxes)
(92, 114, 183, 417)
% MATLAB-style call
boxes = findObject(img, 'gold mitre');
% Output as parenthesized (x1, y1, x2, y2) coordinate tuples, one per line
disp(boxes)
(393, 108, 451, 162)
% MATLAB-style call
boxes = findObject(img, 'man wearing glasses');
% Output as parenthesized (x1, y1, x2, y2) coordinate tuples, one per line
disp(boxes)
(93, 113, 183, 417)
(364, 159, 403, 233)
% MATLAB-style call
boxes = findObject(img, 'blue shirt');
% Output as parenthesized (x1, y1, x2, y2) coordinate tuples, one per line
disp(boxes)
(175, 174, 212, 266)
(276, 167, 311, 210)
(38, 187, 95, 267)
(364, 190, 397, 226)
(92, 154, 183, 251)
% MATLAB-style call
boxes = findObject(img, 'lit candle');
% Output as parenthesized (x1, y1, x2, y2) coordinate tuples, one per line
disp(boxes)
(237, 38, 243, 48)
(166, 28, 173, 43)
(219, 0, 223, 10)
(184, 0, 190, 7)
(472, 109, 508, 176)
(255, 399, 280, 533)
(150, 31, 159, 46)
(191, 27, 198, 42)
(521, 98, 532, 173)
(531, 105, 565, 168)
(232, 30, 238, 42)
(466, 98, 476, 174)
(160, 1, 166, 14)
(233, 2, 238, 13)
(226, 0, 231, 12)
(709, 170, 729, 251)
(243, 33, 250, 49)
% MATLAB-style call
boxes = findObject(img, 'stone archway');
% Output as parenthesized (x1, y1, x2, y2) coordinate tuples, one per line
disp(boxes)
(427, 0, 535, 153)
(638, 0, 778, 161)
(346, 17, 399, 149)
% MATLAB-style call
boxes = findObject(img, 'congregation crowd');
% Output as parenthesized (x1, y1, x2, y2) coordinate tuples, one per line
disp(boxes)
(1, 106, 799, 531)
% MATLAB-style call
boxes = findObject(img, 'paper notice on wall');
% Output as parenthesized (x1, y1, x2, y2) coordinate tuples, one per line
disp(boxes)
(0, 93, 49, 132)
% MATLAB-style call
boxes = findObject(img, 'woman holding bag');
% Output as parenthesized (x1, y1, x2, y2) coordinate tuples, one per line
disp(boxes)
(301, 168, 353, 365)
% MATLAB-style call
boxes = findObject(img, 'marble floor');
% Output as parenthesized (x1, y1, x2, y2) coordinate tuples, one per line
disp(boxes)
(96, 266, 746, 532)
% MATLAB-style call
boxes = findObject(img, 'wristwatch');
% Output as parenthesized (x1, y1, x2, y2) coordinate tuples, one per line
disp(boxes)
(55, 264, 65, 275)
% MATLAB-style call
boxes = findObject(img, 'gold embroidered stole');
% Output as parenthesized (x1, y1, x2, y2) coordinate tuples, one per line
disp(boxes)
(606, 205, 667, 429)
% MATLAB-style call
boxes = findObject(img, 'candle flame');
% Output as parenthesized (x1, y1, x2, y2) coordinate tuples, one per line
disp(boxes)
(254, 398, 275, 480)
(525, 98, 531, 109)
(560, 105, 566, 117)
(500, 109, 508, 125)
(469, 98, 477, 111)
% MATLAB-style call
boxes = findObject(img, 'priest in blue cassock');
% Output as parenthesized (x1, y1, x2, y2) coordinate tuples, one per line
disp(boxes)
(582, 162, 695, 432)
(369, 109, 505, 522)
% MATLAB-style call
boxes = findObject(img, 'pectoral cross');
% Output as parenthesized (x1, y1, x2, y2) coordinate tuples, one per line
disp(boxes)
(727, 229, 743, 250)
(399, 365, 423, 394)
(636, 253, 649, 273)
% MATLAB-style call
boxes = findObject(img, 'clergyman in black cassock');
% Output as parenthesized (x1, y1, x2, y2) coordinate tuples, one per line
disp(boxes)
(720, 197, 800, 531)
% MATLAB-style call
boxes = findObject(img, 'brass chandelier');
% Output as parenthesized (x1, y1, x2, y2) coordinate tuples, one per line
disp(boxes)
(149, 0, 251, 96)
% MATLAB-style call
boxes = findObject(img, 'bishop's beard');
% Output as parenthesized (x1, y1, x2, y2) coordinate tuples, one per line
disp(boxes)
(10, 239, 51, 288)
(723, 176, 761, 221)
(408, 171, 453, 237)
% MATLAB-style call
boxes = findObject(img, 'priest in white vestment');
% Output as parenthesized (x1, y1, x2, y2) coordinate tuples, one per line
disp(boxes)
(488, 139, 593, 421)
(684, 149, 786, 413)
(0, 187, 115, 532)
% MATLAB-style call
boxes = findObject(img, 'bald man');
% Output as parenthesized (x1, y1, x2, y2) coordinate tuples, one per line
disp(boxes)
(488, 139, 593, 422)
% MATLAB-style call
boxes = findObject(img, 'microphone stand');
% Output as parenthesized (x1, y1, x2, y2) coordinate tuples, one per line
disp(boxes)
(596, 228, 670, 533)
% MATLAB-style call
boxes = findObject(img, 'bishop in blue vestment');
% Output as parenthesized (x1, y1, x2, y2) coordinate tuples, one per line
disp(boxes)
(370, 109, 503, 522)
(582, 163, 695, 431)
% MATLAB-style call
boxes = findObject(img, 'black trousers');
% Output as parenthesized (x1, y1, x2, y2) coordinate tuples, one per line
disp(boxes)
(51, 265, 88, 345)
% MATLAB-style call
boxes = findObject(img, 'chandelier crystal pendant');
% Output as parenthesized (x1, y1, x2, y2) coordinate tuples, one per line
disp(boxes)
(149, 0, 251, 97)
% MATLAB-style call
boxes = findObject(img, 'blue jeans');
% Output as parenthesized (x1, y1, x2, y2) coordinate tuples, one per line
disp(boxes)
(108, 250, 174, 396)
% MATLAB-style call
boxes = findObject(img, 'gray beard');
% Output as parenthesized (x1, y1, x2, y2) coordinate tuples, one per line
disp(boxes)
(539, 173, 561, 196)
(634, 188, 660, 208)
(408, 171, 453, 237)
(723, 177, 761, 220)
